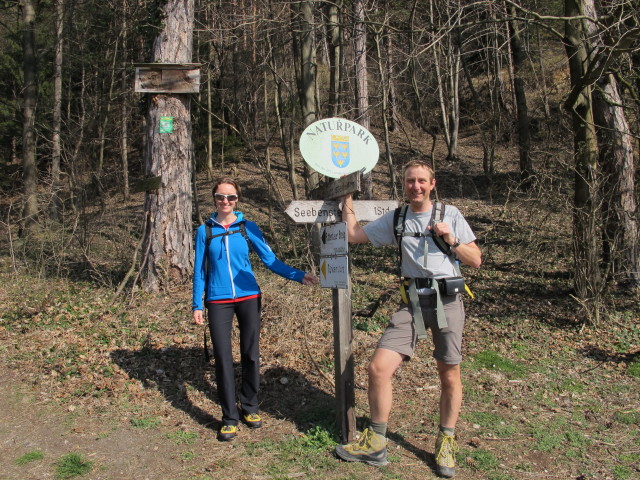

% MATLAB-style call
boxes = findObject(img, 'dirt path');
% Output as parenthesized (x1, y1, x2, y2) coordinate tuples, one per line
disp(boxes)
(0, 367, 342, 480)
(0, 369, 203, 480)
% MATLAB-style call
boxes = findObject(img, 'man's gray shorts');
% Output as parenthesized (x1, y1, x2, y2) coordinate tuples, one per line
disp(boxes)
(377, 293, 465, 364)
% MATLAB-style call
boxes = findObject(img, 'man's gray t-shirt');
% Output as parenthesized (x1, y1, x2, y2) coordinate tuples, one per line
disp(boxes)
(363, 204, 476, 279)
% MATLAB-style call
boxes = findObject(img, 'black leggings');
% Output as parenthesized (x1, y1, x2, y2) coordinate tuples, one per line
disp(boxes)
(207, 296, 261, 425)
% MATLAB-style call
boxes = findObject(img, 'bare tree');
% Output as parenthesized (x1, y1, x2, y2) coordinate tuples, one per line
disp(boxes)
(563, 0, 602, 321)
(352, 0, 373, 198)
(50, 0, 64, 219)
(382, 0, 398, 133)
(21, 0, 38, 231)
(507, 3, 533, 184)
(372, 12, 397, 197)
(294, 1, 321, 194)
(120, 0, 130, 201)
(325, 0, 344, 117)
(431, 0, 462, 162)
(584, 0, 639, 288)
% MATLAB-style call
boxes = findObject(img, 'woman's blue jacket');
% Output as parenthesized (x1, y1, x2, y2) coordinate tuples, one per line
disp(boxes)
(192, 211, 304, 311)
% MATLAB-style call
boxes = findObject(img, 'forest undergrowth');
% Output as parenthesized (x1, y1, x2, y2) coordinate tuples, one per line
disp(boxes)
(0, 130, 639, 480)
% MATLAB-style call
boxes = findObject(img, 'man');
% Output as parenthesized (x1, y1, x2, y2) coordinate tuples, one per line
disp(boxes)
(335, 159, 481, 478)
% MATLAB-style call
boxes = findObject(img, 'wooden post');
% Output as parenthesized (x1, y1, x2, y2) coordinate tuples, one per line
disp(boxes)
(333, 283, 355, 442)
(312, 172, 361, 443)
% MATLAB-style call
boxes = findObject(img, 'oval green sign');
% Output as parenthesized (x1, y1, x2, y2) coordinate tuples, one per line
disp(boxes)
(299, 118, 379, 179)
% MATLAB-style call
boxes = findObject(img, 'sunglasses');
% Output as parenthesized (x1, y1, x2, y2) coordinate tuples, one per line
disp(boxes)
(215, 193, 238, 202)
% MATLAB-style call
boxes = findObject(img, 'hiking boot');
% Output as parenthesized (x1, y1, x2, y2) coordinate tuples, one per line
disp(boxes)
(335, 428, 388, 467)
(434, 431, 459, 478)
(217, 424, 237, 441)
(243, 412, 262, 429)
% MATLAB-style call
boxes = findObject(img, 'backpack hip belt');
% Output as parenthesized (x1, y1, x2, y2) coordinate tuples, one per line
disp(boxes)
(400, 277, 450, 337)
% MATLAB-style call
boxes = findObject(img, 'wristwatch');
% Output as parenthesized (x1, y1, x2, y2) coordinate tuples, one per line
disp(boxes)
(451, 238, 461, 249)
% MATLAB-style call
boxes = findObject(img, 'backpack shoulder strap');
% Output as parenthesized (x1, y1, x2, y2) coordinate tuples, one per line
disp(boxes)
(204, 224, 212, 278)
(205, 224, 213, 245)
(393, 206, 408, 245)
(393, 206, 409, 276)
(430, 202, 452, 256)
(431, 201, 445, 224)
(238, 221, 252, 251)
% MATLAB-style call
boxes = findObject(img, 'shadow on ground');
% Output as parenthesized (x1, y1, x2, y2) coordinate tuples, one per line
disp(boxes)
(111, 346, 335, 433)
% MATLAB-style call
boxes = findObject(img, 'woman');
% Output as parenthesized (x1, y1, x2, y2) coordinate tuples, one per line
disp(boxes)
(192, 177, 316, 441)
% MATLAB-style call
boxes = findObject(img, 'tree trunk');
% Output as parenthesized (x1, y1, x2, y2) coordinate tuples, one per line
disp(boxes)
(51, 0, 64, 219)
(121, 64, 129, 201)
(353, 0, 373, 198)
(120, 0, 129, 201)
(431, 0, 461, 162)
(268, 33, 298, 200)
(507, 5, 533, 184)
(382, 6, 398, 134)
(142, 0, 195, 292)
(206, 57, 213, 179)
(408, 0, 435, 154)
(296, 1, 321, 194)
(299, 1, 317, 127)
(21, 0, 38, 231)
(593, 75, 639, 288)
(325, 0, 343, 117)
(581, 0, 639, 289)
(564, 0, 602, 322)
(373, 25, 397, 198)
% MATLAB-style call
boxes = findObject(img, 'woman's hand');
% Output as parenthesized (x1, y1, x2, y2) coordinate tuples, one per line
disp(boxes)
(193, 309, 205, 325)
(302, 273, 318, 286)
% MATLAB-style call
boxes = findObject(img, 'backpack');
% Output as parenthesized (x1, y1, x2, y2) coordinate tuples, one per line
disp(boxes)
(393, 202, 451, 270)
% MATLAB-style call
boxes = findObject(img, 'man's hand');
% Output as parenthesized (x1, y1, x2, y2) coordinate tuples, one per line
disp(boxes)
(430, 222, 456, 246)
(341, 194, 370, 244)
(429, 223, 481, 268)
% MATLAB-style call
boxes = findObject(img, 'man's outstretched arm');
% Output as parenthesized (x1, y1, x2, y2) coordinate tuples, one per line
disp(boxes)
(341, 194, 370, 244)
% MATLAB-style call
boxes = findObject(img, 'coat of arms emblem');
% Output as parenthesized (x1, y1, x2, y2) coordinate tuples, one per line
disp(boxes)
(331, 135, 350, 169)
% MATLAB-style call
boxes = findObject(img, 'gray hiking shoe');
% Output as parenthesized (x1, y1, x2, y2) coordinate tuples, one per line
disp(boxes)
(335, 428, 388, 467)
(434, 431, 459, 477)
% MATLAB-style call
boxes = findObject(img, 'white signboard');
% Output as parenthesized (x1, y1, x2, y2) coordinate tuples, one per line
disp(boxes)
(299, 118, 379, 178)
(320, 222, 348, 256)
(320, 256, 349, 289)
(286, 201, 342, 223)
(286, 200, 398, 223)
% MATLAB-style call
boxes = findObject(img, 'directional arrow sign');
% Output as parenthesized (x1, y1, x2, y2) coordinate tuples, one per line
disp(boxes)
(285, 201, 342, 223)
(320, 256, 349, 289)
(320, 222, 348, 256)
(286, 200, 398, 223)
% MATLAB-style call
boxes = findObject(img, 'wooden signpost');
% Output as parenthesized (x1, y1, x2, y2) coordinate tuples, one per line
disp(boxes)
(286, 177, 398, 443)
(295, 118, 391, 443)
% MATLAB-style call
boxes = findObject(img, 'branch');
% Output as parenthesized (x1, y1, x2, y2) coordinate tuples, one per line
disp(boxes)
(564, 27, 640, 111)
